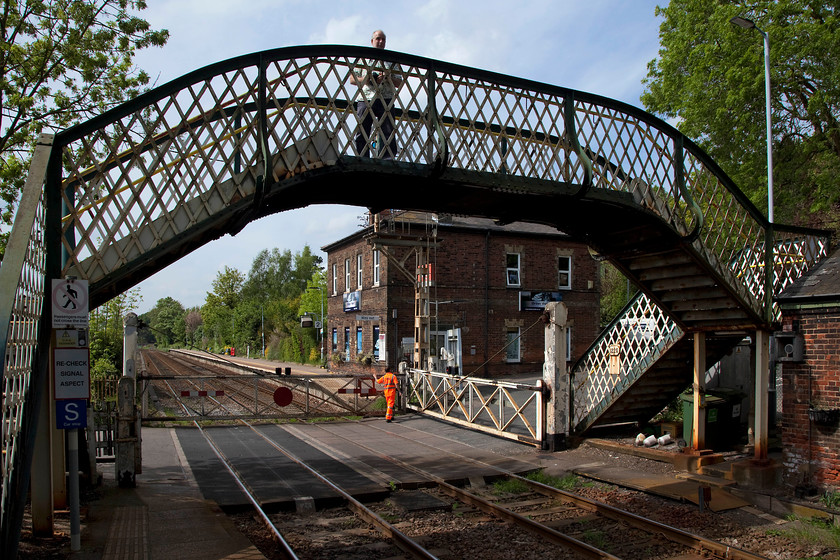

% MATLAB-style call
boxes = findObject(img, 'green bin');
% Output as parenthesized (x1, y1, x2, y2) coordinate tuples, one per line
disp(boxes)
(680, 389, 746, 450)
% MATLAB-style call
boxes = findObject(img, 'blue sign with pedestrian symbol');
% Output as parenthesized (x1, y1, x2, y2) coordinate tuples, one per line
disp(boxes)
(56, 400, 87, 429)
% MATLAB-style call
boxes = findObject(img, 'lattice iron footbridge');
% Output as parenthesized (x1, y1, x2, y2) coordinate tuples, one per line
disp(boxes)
(0, 45, 830, 552)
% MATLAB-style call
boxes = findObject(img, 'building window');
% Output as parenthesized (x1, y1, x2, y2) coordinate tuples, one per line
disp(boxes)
(356, 327, 363, 354)
(373, 250, 380, 286)
(373, 326, 380, 360)
(558, 256, 571, 289)
(505, 327, 520, 363)
(332, 263, 338, 295)
(344, 327, 350, 357)
(332, 328, 337, 352)
(357, 254, 363, 289)
(345, 258, 351, 292)
(506, 253, 520, 287)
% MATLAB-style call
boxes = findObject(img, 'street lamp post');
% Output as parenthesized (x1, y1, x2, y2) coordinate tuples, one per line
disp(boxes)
(731, 16, 776, 464)
(731, 15, 774, 223)
(307, 286, 325, 363)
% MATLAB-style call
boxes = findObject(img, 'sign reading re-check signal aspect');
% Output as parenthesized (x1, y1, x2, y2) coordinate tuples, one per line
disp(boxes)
(52, 278, 89, 328)
(54, 348, 91, 400)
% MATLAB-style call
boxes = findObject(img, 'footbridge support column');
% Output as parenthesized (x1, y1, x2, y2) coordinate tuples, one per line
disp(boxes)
(116, 313, 140, 487)
(729, 329, 782, 488)
(543, 302, 569, 451)
(753, 330, 770, 461)
(692, 333, 707, 450)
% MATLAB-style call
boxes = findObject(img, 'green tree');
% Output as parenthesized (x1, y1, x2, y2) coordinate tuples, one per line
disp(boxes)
(600, 262, 637, 327)
(89, 287, 142, 376)
(298, 270, 327, 363)
(145, 296, 186, 348)
(202, 266, 244, 349)
(184, 308, 203, 347)
(211, 266, 244, 308)
(642, 1, 840, 231)
(0, 1, 169, 258)
(239, 246, 324, 362)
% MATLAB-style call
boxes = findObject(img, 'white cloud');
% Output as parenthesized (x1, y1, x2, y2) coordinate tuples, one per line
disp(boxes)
(313, 16, 367, 44)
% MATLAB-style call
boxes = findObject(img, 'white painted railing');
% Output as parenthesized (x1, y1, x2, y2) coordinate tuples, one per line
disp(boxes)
(403, 367, 545, 447)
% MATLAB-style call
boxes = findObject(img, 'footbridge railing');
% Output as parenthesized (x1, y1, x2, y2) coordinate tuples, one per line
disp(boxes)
(2, 45, 832, 551)
(43, 45, 825, 313)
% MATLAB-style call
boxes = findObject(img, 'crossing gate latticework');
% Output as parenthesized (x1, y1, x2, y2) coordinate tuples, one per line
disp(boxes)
(0, 45, 831, 553)
(405, 367, 545, 446)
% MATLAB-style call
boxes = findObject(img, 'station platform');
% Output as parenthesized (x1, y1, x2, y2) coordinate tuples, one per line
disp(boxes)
(71, 427, 266, 560)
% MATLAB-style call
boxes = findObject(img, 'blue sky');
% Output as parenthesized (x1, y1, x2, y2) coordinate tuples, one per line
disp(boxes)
(130, 0, 666, 313)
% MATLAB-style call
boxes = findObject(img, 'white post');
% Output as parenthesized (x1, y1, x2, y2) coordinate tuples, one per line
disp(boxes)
(692, 333, 707, 450)
(116, 313, 139, 487)
(754, 330, 770, 461)
(68, 428, 80, 550)
(543, 302, 569, 451)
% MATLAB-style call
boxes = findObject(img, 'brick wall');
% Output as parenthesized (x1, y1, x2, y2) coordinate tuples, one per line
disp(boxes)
(779, 306, 840, 490)
(325, 219, 601, 378)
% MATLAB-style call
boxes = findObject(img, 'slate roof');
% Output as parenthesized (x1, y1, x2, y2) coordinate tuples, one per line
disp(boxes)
(322, 212, 570, 251)
(776, 246, 840, 304)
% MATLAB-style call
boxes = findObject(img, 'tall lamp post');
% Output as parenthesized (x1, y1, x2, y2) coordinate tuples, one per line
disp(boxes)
(732, 15, 776, 464)
(307, 286, 325, 363)
(731, 15, 774, 224)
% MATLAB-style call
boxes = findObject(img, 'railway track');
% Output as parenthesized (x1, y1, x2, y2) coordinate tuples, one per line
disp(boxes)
(191, 418, 767, 560)
(137, 349, 773, 558)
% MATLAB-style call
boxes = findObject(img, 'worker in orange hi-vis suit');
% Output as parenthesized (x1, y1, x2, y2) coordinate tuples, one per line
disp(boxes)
(374, 369, 400, 422)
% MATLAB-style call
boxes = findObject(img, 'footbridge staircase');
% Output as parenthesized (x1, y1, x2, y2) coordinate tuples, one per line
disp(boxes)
(0, 45, 831, 551)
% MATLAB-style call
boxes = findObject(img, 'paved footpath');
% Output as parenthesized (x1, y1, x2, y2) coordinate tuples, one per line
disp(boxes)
(72, 427, 266, 560)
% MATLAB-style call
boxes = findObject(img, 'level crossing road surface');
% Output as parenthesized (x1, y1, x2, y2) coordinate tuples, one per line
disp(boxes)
(177, 414, 543, 511)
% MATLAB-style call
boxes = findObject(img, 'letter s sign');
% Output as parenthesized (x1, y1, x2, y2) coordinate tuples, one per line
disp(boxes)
(56, 400, 88, 429)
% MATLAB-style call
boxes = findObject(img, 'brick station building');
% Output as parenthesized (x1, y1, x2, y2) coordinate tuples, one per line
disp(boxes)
(775, 246, 840, 491)
(322, 211, 601, 378)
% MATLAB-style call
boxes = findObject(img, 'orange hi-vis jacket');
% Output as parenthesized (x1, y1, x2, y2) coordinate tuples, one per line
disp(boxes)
(376, 371, 398, 393)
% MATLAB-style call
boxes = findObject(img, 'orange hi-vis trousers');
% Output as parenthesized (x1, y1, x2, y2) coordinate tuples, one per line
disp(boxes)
(376, 372, 398, 421)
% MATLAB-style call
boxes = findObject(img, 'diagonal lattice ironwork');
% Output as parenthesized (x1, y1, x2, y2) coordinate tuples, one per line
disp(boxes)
(572, 292, 683, 429)
(1, 46, 832, 553)
(0, 135, 52, 553)
(405, 368, 544, 445)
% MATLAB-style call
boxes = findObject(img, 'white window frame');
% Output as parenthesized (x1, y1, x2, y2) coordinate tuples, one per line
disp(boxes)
(558, 255, 572, 290)
(357, 254, 363, 289)
(332, 263, 338, 295)
(506, 253, 521, 287)
(505, 327, 521, 363)
(373, 250, 380, 286)
(345, 258, 351, 292)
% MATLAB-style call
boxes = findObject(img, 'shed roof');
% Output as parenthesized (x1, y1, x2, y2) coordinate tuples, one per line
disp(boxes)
(776, 246, 840, 305)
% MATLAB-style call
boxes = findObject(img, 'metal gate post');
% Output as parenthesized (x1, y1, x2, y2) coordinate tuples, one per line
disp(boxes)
(116, 314, 139, 487)
(543, 302, 569, 451)
(116, 378, 136, 487)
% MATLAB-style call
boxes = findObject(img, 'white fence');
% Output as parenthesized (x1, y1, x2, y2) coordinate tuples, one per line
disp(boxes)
(404, 367, 545, 447)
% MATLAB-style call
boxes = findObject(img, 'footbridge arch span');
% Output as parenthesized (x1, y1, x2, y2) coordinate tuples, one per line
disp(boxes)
(36, 44, 822, 313)
(0, 45, 831, 550)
